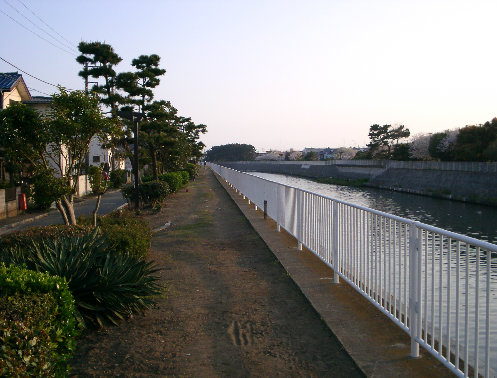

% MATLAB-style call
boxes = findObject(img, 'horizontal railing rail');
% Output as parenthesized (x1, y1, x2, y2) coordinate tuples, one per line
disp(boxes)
(208, 163, 497, 378)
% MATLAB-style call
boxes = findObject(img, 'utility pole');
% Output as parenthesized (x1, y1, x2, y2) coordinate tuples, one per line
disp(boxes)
(84, 62, 99, 94)
(116, 111, 144, 211)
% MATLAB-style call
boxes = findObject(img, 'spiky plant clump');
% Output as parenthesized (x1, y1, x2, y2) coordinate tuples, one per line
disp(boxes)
(5, 229, 161, 327)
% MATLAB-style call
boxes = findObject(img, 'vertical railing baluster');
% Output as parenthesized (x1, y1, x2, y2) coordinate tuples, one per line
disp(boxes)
(485, 249, 490, 378)
(332, 201, 339, 283)
(455, 241, 460, 372)
(404, 224, 408, 327)
(364, 213, 373, 296)
(474, 247, 480, 378)
(409, 222, 420, 358)
(424, 230, 428, 343)
(464, 242, 469, 378)
(447, 238, 452, 364)
(394, 221, 397, 320)
(431, 232, 436, 349)
(438, 235, 443, 355)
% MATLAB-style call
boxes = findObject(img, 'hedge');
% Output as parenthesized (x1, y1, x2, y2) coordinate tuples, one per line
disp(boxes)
(0, 225, 92, 256)
(0, 264, 80, 376)
(78, 211, 152, 259)
(158, 172, 183, 193)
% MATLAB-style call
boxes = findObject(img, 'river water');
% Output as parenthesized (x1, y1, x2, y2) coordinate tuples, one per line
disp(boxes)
(250, 172, 497, 373)
(250, 172, 497, 245)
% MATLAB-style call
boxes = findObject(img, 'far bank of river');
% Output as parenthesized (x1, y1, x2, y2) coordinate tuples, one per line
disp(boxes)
(250, 172, 497, 245)
(222, 160, 497, 207)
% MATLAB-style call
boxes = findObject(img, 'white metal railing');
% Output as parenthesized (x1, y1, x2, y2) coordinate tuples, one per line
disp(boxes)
(209, 163, 497, 378)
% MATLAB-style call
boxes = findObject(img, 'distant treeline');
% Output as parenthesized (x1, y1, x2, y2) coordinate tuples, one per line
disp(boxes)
(359, 118, 497, 161)
(205, 143, 256, 162)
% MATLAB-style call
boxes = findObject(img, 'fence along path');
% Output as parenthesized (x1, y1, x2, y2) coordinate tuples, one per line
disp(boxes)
(209, 163, 497, 378)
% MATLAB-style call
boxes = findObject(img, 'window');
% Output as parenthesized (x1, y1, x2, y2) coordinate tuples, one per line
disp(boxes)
(92, 156, 100, 163)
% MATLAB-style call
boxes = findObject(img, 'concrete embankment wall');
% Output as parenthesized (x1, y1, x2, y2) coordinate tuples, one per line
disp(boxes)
(220, 160, 497, 205)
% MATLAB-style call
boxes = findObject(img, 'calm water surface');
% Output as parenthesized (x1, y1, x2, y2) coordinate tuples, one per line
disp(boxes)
(250, 172, 497, 245)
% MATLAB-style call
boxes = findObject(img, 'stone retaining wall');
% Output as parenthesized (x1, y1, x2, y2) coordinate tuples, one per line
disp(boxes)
(219, 161, 497, 205)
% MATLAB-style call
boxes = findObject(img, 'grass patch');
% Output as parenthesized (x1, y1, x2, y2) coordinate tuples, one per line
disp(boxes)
(169, 211, 214, 240)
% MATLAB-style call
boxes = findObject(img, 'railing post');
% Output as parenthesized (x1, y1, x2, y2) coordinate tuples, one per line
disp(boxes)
(332, 201, 339, 283)
(276, 186, 281, 232)
(409, 222, 421, 358)
(297, 190, 303, 251)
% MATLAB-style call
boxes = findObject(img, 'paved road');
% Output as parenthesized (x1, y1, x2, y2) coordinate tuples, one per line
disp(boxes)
(0, 190, 127, 234)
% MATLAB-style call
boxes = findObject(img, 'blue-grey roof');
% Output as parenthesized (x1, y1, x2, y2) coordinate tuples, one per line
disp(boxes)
(0, 72, 21, 90)
(23, 96, 51, 104)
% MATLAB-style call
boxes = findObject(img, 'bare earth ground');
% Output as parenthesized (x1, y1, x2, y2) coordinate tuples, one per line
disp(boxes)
(69, 168, 363, 377)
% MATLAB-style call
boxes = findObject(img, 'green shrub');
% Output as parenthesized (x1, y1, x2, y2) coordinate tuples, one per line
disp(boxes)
(109, 169, 127, 188)
(2, 230, 161, 327)
(88, 166, 111, 195)
(179, 170, 189, 185)
(0, 264, 79, 376)
(121, 181, 170, 208)
(158, 172, 183, 192)
(140, 181, 170, 206)
(31, 169, 71, 210)
(141, 175, 153, 183)
(121, 183, 136, 204)
(78, 211, 152, 259)
(185, 163, 198, 180)
(0, 225, 92, 258)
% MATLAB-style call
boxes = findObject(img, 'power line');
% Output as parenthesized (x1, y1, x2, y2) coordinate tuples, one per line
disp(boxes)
(0, 8, 75, 56)
(16, 0, 77, 50)
(0, 56, 75, 91)
(27, 86, 52, 96)
(3, 0, 77, 53)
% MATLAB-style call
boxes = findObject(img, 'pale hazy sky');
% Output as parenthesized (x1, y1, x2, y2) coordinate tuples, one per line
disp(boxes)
(2, 0, 496, 152)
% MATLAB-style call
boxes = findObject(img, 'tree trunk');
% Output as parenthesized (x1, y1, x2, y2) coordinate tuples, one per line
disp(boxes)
(62, 195, 77, 225)
(92, 194, 102, 227)
(151, 148, 158, 181)
(56, 200, 69, 225)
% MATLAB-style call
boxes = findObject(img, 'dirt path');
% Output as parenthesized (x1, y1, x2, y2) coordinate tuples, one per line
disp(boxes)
(69, 168, 363, 377)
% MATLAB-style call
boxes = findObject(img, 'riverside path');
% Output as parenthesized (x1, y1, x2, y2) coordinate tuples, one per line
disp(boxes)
(69, 167, 451, 376)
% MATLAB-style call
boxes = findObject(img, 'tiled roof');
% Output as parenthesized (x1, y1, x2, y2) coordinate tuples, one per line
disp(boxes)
(0, 72, 21, 90)
(23, 96, 52, 104)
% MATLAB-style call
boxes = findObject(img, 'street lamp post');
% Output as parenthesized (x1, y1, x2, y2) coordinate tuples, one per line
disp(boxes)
(116, 111, 144, 211)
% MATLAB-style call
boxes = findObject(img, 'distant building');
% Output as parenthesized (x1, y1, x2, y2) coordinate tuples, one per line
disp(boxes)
(256, 150, 285, 161)
(302, 147, 337, 160)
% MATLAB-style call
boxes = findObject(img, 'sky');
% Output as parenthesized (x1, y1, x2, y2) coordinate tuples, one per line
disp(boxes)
(1, 0, 497, 152)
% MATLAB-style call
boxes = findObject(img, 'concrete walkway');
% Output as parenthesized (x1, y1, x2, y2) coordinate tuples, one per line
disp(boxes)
(213, 171, 454, 377)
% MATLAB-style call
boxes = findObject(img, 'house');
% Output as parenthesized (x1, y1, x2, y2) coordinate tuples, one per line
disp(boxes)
(302, 147, 336, 161)
(255, 150, 285, 161)
(0, 73, 32, 181)
(0, 72, 32, 218)
(0, 72, 31, 109)
(23, 95, 52, 114)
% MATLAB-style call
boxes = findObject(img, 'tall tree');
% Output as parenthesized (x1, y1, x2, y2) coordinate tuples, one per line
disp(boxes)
(0, 89, 116, 224)
(116, 54, 166, 181)
(117, 54, 166, 113)
(140, 100, 179, 180)
(367, 124, 410, 159)
(76, 41, 122, 117)
(453, 118, 497, 161)
(76, 41, 124, 170)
